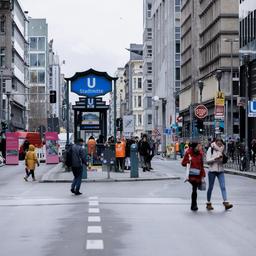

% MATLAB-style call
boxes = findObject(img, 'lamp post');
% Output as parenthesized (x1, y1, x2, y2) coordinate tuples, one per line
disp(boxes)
(65, 79, 70, 145)
(215, 70, 222, 91)
(224, 38, 239, 139)
(243, 54, 250, 172)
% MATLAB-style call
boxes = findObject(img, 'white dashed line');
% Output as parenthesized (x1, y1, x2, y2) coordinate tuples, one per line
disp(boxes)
(87, 226, 102, 234)
(86, 240, 104, 250)
(88, 216, 101, 222)
(89, 201, 99, 206)
(89, 208, 100, 213)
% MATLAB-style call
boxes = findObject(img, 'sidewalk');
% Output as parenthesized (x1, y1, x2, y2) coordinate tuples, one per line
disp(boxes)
(40, 163, 180, 183)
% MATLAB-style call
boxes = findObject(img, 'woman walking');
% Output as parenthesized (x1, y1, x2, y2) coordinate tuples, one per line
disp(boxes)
(206, 138, 233, 210)
(182, 142, 205, 211)
(24, 144, 39, 181)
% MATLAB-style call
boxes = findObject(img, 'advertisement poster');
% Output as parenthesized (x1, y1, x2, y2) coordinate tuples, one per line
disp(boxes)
(6, 132, 19, 165)
(45, 132, 59, 164)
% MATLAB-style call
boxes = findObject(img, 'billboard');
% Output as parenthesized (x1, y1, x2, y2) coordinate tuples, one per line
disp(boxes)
(5, 132, 19, 165)
(45, 132, 59, 164)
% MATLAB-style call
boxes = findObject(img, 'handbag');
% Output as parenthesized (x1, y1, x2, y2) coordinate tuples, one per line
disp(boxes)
(222, 153, 228, 164)
(198, 179, 206, 191)
(189, 168, 201, 176)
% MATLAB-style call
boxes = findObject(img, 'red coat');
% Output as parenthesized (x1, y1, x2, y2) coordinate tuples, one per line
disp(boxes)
(182, 148, 205, 183)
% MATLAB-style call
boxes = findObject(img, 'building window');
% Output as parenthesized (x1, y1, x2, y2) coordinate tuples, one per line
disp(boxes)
(0, 48, 5, 67)
(138, 114, 142, 126)
(147, 79, 152, 91)
(147, 3, 152, 18)
(30, 53, 45, 67)
(175, 67, 180, 81)
(147, 28, 152, 40)
(138, 77, 142, 89)
(30, 70, 37, 83)
(147, 114, 152, 125)
(38, 71, 45, 83)
(147, 62, 152, 74)
(176, 42, 180, 53)
(147, 97, 152, 108)
(138, 96, 142, 107)
(133, 77, 137, 89)
(29, 37, 46, 51)
(134, 96, 137, 108)
(147, 45, 152, 57)
(0, 15, 5, 33)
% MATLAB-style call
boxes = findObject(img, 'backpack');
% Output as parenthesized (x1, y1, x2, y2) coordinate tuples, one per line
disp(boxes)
(65, 144, 73, 167)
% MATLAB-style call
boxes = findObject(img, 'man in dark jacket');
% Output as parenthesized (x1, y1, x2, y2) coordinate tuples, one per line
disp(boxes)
(70, 138, 87, 195)
(138, 134, 151, 172)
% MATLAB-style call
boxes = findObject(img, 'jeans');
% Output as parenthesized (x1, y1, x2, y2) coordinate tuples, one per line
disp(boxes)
(71, 167, 83, 192)
(207, 171, 227, 202)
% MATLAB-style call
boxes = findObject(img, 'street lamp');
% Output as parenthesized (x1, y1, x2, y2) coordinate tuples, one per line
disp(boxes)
(224, 38, 239, 139)
(243, 54, 250, 172)
(215, 70, 222, 91)
(198, 80, 204, 103)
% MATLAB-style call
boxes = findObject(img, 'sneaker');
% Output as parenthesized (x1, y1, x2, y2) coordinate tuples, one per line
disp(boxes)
(223, 201, 233, 210)
(206, 202, 214, 211)
(24, 176, 28, 182)
(75, 191, 82, 195)
(70, 188, 75, 194)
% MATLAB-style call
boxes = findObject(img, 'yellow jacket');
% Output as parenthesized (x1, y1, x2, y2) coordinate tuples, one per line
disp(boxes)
(25, 145, 38, 170)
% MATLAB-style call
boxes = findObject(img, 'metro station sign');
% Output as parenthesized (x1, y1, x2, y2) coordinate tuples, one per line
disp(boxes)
(194, 104, 208, 119)
(67, 68, 117, 97)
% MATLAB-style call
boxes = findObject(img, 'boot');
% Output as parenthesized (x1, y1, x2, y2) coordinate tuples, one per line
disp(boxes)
(191, 204, 198, 211)
(223, 201, 233, 210)
(206, 202, 214, 210)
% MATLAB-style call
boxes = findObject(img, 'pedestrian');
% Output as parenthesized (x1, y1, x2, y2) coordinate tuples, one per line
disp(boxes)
(138, 134, 151, 172)
(70, 138, 87, 195)
(24, 144, 39, 181)
(115, 137, 126, 172)
(251, 139, 256, 166)
(206, 138, 233, 210)
(182, 141, 205, 211)
(87, 136, 96, 168)
(148, 137, 155, 170)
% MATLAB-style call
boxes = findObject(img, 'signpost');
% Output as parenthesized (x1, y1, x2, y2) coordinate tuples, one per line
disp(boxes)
(123, 115, 134, 134)
(194, 104, 208, 119)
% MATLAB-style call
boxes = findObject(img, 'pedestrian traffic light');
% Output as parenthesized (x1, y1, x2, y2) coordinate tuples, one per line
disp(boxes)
(49, 90, 57, 103)
(116, 118, 123, 131)
(196, 119, 204, 134)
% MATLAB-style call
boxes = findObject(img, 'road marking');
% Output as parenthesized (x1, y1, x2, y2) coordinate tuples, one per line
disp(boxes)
(89, 201, 99, 206)
(87, 226, 102, 234)
(86, 240, 104, 250)
(89, 196, 98, 200)
(88, 216, 101, 222)
(89, 208, 100, 213)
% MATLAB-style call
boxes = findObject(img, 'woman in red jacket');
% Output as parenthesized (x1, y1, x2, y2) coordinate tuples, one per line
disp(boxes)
(182, 142, 205, 211)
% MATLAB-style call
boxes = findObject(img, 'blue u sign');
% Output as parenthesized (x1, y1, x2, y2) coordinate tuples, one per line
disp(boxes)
(248, 100, 256, 117)
(71, 75, 112, 97)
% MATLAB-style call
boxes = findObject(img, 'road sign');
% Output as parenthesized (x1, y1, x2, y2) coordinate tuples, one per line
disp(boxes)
(248, 100, 256, 117)
(215, 91, 225, 106)
(123, 115, 134, 133)
(194, 104, 208, 119)
(215, 105, 225, 120)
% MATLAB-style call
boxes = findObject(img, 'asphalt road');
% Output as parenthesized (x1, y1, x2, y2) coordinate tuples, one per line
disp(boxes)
(0, 159, 255, 256)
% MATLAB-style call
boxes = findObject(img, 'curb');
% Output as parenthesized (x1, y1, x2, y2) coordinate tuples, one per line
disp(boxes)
(224, 169, 256, 179)
(39, 176, 180, 183)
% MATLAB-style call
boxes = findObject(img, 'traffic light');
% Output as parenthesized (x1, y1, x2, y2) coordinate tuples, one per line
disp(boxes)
(1, 121, 8, 131)
(49, 90, 57, 103)
(116, 118, 123, 131)
(196, 119, 204, 134)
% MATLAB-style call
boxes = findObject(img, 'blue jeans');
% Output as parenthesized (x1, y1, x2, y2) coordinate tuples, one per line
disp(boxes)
(207, 171, 227, 202)
(71, 167, 83, 192)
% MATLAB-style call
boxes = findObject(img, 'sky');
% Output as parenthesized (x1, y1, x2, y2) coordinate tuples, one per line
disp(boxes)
(21, 0, 143, 77)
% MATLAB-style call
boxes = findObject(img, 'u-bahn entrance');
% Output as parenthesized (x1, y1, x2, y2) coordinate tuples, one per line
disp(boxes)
(65, 68, 117, 142)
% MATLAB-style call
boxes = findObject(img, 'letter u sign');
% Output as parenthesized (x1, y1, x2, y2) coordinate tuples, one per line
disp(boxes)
(250, 101, 256, 113)
(87, 78, 96, 88)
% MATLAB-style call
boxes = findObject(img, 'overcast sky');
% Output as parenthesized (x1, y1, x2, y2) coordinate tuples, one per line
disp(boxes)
(22, 0, 143, 77)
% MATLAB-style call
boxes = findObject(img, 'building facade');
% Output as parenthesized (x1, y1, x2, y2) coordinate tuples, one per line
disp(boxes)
(239, 0, 256, 142)
(28, 18, 49, 132)
(0, 0, 29, 131)
(180, 0, 239, 139)
(147, 0, 181, 149)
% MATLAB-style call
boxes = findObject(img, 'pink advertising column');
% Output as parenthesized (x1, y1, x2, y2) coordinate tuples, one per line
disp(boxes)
(45, 132, 59, 164)
(5, 132, 19, 165)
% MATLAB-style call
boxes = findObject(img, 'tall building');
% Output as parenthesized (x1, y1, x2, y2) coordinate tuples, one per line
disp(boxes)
(147, 0, 181, 149)
(28, 18, 48, 132)
(0, 0, 29, 131)
(239, 0, 256, 142)
(179, 0, 239, 139)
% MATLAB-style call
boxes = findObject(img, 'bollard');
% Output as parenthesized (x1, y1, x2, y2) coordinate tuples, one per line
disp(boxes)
(82, 145, 88, 179)
(130, 143, 139, 178)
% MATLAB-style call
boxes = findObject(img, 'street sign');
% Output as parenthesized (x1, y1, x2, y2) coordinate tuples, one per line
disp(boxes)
(215, 91, 225, 106)
(248, 100, 256, 117)
(123, 115, 134, 133)
(215, 105, 225, 120)
(194, 104, 208, 119)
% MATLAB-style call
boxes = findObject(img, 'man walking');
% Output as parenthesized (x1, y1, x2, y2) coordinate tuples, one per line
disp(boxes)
(70, 138, 87, 195)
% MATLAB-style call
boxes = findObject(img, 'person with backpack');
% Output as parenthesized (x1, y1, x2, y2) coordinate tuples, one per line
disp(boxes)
(206, 138, 233, 210)
(182, 141, 205, 211)
(67, 138, 87, 195)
